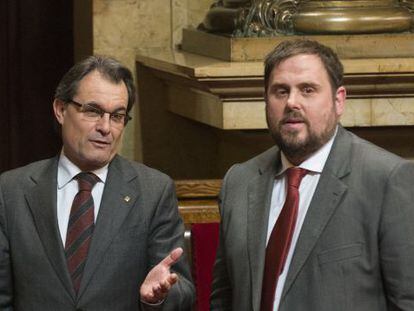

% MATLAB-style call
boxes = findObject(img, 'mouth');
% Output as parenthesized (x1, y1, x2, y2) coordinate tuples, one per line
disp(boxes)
(283, 117, 305, 124)
(281, 117, 307, 131)
(285, 118, 304, 124)
(90, 139, 111, 148)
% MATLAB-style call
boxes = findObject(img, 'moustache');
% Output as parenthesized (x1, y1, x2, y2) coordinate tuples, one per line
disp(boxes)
(280, 111, 308, 125)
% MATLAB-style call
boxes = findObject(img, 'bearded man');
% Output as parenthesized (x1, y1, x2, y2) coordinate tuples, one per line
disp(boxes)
(210, 39, 414, 311)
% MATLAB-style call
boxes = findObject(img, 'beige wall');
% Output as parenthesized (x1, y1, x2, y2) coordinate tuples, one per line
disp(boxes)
(75, 0, 212, 161)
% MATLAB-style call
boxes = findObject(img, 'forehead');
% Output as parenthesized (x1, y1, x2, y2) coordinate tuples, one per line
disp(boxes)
(75, 70, 128, 106)
(270, 54, 330, 83)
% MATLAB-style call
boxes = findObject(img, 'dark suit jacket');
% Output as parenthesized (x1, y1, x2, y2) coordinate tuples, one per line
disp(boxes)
(0, 155, 194, 310)
(211, 126, 414, 311)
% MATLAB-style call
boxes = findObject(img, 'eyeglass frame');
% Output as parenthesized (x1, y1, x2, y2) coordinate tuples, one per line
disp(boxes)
(66, 99, 132, 126)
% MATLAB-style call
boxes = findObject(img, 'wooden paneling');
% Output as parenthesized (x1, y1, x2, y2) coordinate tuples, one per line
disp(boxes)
(176, 180, 220, 224)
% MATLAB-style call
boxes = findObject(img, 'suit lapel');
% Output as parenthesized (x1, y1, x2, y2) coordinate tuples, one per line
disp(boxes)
(281, 126, 352, 301)
(25, 157, 76, 301)
(247, 149, 280, 311)
(78, 156, 138, 297)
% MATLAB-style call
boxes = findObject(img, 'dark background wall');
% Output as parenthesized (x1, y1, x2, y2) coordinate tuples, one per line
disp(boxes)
(0, 0, 74, 172)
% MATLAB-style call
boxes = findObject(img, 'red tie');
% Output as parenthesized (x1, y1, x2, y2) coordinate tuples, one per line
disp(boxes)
(260, 167, 308, 311)
(65, 172, 99, 294)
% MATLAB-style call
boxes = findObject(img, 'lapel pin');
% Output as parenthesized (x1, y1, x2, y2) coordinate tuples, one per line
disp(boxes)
(124, 196, 131, 203)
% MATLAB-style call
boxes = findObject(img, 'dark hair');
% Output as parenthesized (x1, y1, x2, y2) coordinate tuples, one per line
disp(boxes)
(264, 39, 344, 93)
(55, 55, 136, 113)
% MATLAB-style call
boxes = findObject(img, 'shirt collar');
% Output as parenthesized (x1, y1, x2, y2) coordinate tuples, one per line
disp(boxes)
(57, 152, 109, 189)
(278, 126, 338, 176)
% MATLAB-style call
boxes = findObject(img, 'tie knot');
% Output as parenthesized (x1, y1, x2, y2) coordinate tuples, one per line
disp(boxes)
(75, 172, 99, 192)
(286, 167, 307, 188)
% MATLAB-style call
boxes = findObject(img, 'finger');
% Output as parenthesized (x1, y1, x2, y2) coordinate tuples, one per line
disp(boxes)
(152, 284, 162, 295)
(153, 274, 178, 296)
(161, 247, 183, 268)
(158, 280, 172, 293)
(157, 273, 178, 294)
(167, 273, 178, 285)
(141, 289, 155, 302)
(145, 293, 161, 304)
(152, 283, 169, 300)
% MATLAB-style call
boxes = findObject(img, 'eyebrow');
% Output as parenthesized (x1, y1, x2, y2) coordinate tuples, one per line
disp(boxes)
(269, 83, 288, 89)
(269, 81, 321, 90)
(297, 82, 321, 89)
(86, 101, 127, 113)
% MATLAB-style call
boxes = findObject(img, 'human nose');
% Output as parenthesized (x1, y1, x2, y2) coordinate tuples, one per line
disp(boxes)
(95, 113, 111, 134)
(286, 89, 301, 110)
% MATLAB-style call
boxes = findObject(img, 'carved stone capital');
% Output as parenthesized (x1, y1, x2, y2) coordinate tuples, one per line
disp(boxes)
(200, 0, 414, 35)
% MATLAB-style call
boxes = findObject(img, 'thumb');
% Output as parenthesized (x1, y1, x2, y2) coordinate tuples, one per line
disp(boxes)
(161, 247, 183, 268)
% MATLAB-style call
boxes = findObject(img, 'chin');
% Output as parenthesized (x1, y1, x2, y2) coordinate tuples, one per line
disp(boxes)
(82, 154, 111, 169)
(282, 131, 307, 144)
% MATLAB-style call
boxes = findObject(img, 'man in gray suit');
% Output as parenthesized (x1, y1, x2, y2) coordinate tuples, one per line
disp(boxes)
(0, 56, 194, 310)
(211, 39, 414, 310)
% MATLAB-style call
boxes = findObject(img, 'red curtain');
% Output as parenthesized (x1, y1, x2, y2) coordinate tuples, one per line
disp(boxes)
(191, 223, 220, 311)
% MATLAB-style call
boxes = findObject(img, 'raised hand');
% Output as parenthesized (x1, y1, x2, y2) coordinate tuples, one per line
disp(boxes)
(140, 247, 183, 304)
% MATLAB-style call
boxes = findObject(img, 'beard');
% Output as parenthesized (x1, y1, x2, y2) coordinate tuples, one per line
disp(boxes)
(266, 108, 338, 164)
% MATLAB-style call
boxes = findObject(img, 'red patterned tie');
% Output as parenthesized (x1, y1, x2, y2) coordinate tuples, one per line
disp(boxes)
(260, 167, 308, 311)
(65, 172, 99, 294)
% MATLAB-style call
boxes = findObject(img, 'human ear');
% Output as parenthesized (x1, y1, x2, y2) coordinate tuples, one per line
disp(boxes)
(334, 86, 346, 116)
(53, 99, 66, 125)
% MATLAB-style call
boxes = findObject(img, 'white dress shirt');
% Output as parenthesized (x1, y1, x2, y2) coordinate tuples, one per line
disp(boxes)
(268, 128, 337, 310)
(57, 154, 108, 245)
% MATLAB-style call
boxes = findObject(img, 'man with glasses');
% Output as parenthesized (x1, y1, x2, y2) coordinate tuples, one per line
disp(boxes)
(0, 56, 194, 310)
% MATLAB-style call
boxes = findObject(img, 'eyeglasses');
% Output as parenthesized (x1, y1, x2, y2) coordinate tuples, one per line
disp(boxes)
(67, 100, 131, 127)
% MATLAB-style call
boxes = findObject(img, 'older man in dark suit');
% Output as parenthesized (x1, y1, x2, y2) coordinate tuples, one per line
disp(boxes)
(211, 39, 414, 310)
(0, 56, 194, 310)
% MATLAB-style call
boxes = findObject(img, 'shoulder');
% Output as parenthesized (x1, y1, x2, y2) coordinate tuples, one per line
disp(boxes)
(333, 128, 413, 182)
(225, 146, 279, 178)
(0, 157, 56, 185)
(220, 146, 279, 195)
(111, 155, 173, 188)
(346, 130, 407, 168)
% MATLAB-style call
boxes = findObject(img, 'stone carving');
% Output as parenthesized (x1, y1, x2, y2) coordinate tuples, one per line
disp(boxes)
(200, 0, 414, 36)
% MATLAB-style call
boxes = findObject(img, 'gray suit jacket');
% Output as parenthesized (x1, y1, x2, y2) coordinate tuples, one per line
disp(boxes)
(0, 155, 194, 310)
(211, 126, 414, 311)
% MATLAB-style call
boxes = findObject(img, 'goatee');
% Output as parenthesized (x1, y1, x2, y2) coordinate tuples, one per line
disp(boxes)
(267, 110, 337, 164)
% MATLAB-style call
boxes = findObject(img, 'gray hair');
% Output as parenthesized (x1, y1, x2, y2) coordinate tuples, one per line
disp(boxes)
(55, 55, 136, 113)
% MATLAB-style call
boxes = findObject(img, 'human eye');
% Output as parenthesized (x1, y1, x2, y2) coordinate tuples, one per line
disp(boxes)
(110, 112, 125, 123)
(271, 87, 288, 99)
(302, 85, 316, 96)
(82, 104, 102, 117)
